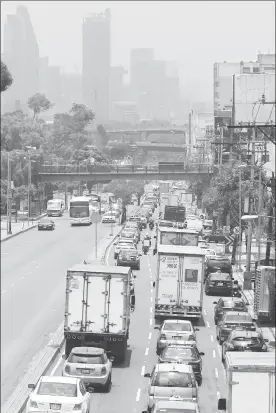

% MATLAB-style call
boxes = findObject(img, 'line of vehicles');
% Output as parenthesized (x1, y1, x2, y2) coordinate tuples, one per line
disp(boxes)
(25, 181, 275, 413)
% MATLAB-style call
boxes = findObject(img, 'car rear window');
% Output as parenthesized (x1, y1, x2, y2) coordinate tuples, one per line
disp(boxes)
(163, 322, 191, 332)
(209, 273, 232, 280)
(225, 314, 252, 322)
(233, 336, 261, 343)
(153, 372, 193, 387)
(223, 300, 246, 309)
(37, 382, 77, 397)
(121, 232, 134, 238)
(68, 354, 104, 364)
(162, 347, 197, 360)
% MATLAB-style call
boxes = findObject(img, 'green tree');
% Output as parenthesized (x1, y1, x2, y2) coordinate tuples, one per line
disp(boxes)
(1, 61, 13, 92)
(103, 180, 147, 205)
(27, 93, 54, 120)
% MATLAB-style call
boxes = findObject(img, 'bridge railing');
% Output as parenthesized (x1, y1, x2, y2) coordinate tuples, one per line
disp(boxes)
(40, 163, 213, 174)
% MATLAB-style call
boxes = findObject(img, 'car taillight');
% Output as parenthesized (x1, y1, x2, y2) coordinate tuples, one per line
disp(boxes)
(160, 334, 166, 340)
(30, 401, 38, 408)
(101, 367, 107, 374)
(64, 365, 71, 373)
(73, 403, 83, 410)
(188, 335, 195, 341)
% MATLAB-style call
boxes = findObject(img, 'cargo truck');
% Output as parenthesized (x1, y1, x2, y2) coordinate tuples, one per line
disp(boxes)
(64, 264, 132, 362)
(164, 205, 186, 222)
(157, 227, 199, 247)
(153, 245, 205, 320)
(254, 265, 276, 322)
(159, 181, 170, 194)
(218, 352, 275, 413)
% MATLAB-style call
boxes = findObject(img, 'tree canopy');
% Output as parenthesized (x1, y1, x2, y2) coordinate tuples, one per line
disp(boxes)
(103, 180, 147, 205)
(27, 93, 54, 119)
(1, 61, 13, 92)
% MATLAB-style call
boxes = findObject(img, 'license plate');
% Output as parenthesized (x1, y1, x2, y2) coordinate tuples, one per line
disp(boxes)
(50, 404, 61, 410)
(172, 336, 182, 340)
(81, 369, 91, 374)
(217, 282, 223, 286)
(235, 327, 243, 330)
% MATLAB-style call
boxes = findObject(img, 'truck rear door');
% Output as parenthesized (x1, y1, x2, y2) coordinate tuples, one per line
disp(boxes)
(179, 255, 203, 307)
(157, 255, 180, 306)
(231, 371, 271, 413)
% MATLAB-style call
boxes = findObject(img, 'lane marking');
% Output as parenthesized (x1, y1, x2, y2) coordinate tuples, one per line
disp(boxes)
(150, 319, 153, 326)
(203, 309, 207, 315)
(136, 388, 141, 402)
(210, 334, 214, 342)
(216, 343, 222, 358)
(20, 276, 25, 280)
(141, 365, 145, 376)
(151, 288, 153, 294)
(36, 265, 39, 268)
(148, 332, 152, 340)
(50, 355, 63, 376)
(213, 349, 216, 358)
(206, 321, 210, 328)
(217, 391, 220, 399)
(150, 297, 153, 303)
(11, 283, 15, 287)
(145, 348, 149, 356)
(215, 368, 218, 378)
(150, 306, 153, 313)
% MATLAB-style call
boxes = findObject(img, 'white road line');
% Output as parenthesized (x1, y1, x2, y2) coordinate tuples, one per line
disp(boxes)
(150, 306, 153, 313)
(213, 349, 216, 358)
(206, 321, 210, 328)
(148, 332, 152, 340)
(20, 276, 25, 280)
(203, 309, 207, 315)
(36, 265, 39, 268)
(150, 297, 153, 303)
(136, 388, 141, 402)
(150, 288, 153, 293)
(141, 365, 145, 376)
(50, 355, 63, 376)
(217, 391, 220, 399)
(145, 348, 149, 356)
(150, 319, 153, 326)
(11, 283, 15, 287)
(215, 368, 219, 378)
(216, 343, 222, 357)
(210, 334, 214, 342)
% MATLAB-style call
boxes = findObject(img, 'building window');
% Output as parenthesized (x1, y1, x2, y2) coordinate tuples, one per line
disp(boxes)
(253, 67, 260, 73)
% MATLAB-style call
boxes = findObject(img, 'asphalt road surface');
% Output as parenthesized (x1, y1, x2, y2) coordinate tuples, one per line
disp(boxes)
(44, 217, 228, 413)
(1, 211, 126, 405)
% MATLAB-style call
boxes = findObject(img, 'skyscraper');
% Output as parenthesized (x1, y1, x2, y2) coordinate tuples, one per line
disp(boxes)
(82, 9, 111, 123)
(3, 5, 39, 113)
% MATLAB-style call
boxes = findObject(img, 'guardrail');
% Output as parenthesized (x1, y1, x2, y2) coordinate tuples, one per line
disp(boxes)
(40, 163, 213, 174)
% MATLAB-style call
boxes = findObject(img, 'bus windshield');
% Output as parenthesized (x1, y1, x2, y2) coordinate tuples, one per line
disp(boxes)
(47, 200, 61, 208)
(70, 201, 89, 218)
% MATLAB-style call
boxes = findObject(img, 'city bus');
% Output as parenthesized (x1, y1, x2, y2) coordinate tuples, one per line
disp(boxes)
(47, 199, 65, 217)
(69, 196, 95, 225)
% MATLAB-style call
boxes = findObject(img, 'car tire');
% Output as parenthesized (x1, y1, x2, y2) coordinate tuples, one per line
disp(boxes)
(114, 254, 117, 259)
(137, 265, 140, 270)
(219, 335, 223, 345)
(205, 289, 209, 295)
(197, 378, 202, 386)
(102, 375, 112, 393)
(222, 352, 225, 362)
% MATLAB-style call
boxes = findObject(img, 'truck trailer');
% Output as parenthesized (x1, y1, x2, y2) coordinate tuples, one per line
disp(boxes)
(154, 245, 205, 320)
(64, 264, 132, 362)
(254, 265, 276, 322)
(218, 352, 275, 413)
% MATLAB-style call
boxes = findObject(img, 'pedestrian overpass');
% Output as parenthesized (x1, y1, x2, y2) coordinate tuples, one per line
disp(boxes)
(39, 163, 213, 184)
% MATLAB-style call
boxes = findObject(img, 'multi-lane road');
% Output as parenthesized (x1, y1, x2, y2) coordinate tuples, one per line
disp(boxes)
(1, 212, 123, 405)
(25, 220, 229, 413)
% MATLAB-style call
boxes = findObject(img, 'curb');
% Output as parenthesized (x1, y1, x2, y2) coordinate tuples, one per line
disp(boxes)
(1, 214, 47, 243)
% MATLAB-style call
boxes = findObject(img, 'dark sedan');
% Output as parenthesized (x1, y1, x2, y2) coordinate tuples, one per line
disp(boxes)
(205, 256, 232, 279)
(158, 343, 204, 385)
(38, 218, 55, 231)
(216, 311, 257, 344)
(117, 248, 141, 270)
(221, 330, 268, 362)
(213, 297, 248, 325)
(205, 272, 233, 296)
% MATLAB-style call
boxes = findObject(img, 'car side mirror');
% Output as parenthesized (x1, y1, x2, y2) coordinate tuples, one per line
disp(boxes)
(113, 242, 117, 245)
(87, 386, 95, 393)
(218, 398, 226, 410)
(154, 326, 161, 330)
(133, 275, 137, 278)
(139, 253, 142, 256)
(152, 282, 155, 287)
(144, 373, 151, 378)
(213, 301, 218, 304)
(199, 352, 205, 356)
(252, 318, 257, 322)
(62, 354, 67, 360)
(246, 302, 249, 305)
(28, 384, 35, 389)
(109, 356, 115, 362)
(154, 235, 157, 238)
(195, 328, 199, 331)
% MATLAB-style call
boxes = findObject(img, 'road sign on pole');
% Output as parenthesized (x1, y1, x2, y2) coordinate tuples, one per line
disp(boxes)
(225, 234, 235, 247)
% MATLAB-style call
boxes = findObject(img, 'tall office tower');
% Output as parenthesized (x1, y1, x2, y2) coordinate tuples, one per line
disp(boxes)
(3, 5, 39, 113)
(130, 48, 154, 100)
(82, 9, 111, 123)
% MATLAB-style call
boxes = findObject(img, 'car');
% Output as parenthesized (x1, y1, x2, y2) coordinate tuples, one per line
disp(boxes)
(138, 215, 148, 228)
(117, 248, 141, 270)
(216, 311, 257, 344)
(113, 240, 137, 259)
(155, 320, 199, 355)
(221, 330, 268, 361)
(121, 227, 140, 243)
(204, 249, 216, 261)
(142, 398, 201, 413)
(213, 297, 248, 325)
(62, 347, 113, 392)
(128, 216, 143, 230)
(102, 213, 116, 223)
(158, 343, 205, 385)
(205, 256, 232, 279)
(38, 218, 55, 231)
(205, 271, 233, 296)
(119, 231, 137, 244)
(26, 376, 92, 413)
(144, 363, 198, 411)
(125, 221, 139, 230)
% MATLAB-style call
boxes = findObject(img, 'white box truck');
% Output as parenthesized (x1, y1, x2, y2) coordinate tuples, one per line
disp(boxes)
(218, 352, 275, 413)
(64, 264, 132, 362)
(154, 245, 205, 320)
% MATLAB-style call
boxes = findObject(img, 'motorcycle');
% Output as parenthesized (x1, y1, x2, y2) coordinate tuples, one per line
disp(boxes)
(143, 245, 149, 255)
(149, 222, 154, 231)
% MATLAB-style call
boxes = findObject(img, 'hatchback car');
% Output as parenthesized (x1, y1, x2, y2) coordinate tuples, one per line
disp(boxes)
(156, 320, 199, 355)
(144, 363, 198, 411)
(159, 343, 205, 385)
(102, 213, 116, 223)
(38, 218, 55, 231)
(213, 297, 248, 325)
(205, 256, 232, 278)
(216, 311, 257, 344)
(62, 347, 113, 392)
(205, 272, 233, 296)
(113, 239, 137, 259)
(122, 227, 140, 243)
(117, 248, 141, 270)
(142, 398, 200, 413)
(221, 330, 268, 361)
(26, 376, 92, 413)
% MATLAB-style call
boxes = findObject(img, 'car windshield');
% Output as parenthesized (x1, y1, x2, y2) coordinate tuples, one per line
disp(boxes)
(68, 354, 104, 364)
(40, 219, 52, 224)
(37, 382, 77, 397)
(162, 347, 196, 360)
(222, 300, 246, 309)
(225, 314, 252, 322)
(152, 372, 193, 387)
(209, 273, 231, 280)
(70, 206, 88, 218)
(121, 233, 134, 238)
(163, 322, 191, 332)
(233, 336, 261, 343)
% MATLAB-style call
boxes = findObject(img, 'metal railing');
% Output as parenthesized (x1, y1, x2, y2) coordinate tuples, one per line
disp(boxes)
(40, 163, 213, 174)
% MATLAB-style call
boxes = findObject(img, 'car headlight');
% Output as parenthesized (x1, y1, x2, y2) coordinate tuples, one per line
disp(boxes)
(73, 403, 83, 410)
(30, 400, 38, 408)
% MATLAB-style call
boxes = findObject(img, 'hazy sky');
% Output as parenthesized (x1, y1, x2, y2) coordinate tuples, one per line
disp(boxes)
(1, 1, 275, 100)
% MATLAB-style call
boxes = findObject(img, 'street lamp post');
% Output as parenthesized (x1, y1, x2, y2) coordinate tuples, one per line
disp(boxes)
(25, 146, 36, 226)
(7, 151, 12, 234)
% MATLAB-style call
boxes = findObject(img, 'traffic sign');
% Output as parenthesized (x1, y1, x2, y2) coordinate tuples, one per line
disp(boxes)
(225, 234, 235, 247)
(233, 226, 240, 235)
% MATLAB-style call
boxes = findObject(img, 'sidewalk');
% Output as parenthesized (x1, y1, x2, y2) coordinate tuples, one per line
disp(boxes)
(0, 213, 47, 242)
(233, 266, 275, 342)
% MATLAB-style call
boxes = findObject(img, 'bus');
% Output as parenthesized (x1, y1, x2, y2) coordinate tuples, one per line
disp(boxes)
(100, 192, 116, 212)
(69, 196, 95, 225)
(47, 199, 65, 217)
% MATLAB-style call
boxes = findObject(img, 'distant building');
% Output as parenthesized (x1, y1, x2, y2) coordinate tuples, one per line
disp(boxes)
(82, 9, 111, 123)
(3, 5, 39, 113)
(110, 66, 127, 102)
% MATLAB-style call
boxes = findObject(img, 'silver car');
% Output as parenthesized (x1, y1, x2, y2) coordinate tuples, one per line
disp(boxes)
(62, 347, 114, 392)
(142, 397, 200, 413)
(156, 320, 199, 355)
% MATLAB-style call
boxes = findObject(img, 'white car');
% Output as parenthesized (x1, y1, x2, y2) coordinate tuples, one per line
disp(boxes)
(102, 213, 116, 223)
(113, 240, 137, 259)
(156, 320, 199, 354)
(26, 376, 92, 413)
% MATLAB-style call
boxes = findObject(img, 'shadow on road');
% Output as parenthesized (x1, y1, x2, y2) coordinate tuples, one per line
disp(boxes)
(114, 348, 132, 369)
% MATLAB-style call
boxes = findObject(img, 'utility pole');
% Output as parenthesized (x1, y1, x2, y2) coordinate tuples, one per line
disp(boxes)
(230, 74, 236, 162)
(7, 152, 12, 234)
(28, 154, 31, 226)
(220, 127, 224, 165)
(265, 174, 275, 265)
(188, 112, 192, 156)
